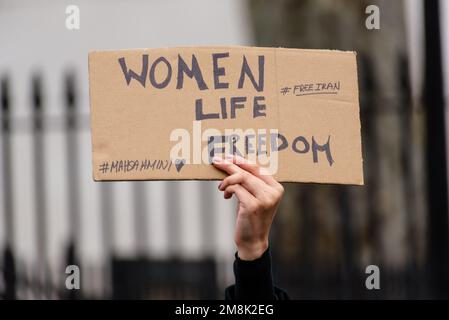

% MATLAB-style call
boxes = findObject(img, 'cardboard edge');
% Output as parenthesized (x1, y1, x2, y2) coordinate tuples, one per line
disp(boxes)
(87, 52, 99, 182)
(92, 177, 364, 185)
(353, 52, 364, 186)
(87, 46, 358, 56)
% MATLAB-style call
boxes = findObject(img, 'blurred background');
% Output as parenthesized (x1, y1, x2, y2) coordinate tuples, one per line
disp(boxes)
(1, 0, 449, 299)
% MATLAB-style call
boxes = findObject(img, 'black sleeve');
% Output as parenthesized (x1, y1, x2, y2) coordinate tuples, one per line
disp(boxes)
(224, 248, 289, 300)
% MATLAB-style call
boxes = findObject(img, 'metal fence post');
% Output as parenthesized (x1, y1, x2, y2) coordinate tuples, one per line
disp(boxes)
(1, 76, 17, 300)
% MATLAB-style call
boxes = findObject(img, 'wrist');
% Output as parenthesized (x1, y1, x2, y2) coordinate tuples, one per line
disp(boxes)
(237, 240, 269, 261)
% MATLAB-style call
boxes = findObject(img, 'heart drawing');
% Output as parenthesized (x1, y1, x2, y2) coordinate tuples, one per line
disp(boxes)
(175, 159, 186, 172)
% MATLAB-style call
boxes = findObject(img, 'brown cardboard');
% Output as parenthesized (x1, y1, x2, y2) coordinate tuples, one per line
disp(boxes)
(88, 46, 363, 185)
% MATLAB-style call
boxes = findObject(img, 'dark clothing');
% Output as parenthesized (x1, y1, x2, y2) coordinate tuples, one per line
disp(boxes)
(225, 248, 289, 300)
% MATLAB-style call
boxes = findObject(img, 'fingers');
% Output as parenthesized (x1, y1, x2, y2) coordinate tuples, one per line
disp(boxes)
(212, 156, 241, 175)
(231, 155, 279, 187)
(224, 155, 284, 196)
(222, 183, 255, 203)
(218, 171, 258, 193)
(213, 157, 266, 198)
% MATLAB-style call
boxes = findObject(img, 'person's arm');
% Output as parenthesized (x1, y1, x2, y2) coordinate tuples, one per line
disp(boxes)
(212, 155, 289, 300)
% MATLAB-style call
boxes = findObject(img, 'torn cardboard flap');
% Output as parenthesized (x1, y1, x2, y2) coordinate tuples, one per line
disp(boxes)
(88, 46, 363, 185)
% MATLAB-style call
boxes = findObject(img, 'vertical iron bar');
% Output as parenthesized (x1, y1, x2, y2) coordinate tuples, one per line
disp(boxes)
(200, 182, 215, 257)
(100, 181, 114, 298)
(338, 187, 355, 299)
(424, 0, 449, 299)
(166, 182, 181, 257)
(31, 74, 48, 298)
(358, 54, 383, 298)
(1, 76, 16, 300)
(397, 54, 419, 298)
(133, 182, 148, 256)
(65, 73, 81, 299)
(1, 77, 14, 253)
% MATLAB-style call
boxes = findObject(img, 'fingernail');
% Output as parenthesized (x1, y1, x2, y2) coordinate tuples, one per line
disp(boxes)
(225, 154, 234, 160)
(212, 156, 222, 163)
(218, 182, 222, 190)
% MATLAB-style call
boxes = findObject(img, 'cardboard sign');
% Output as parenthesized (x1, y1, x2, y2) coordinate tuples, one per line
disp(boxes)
(88, 46, 363, 184)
